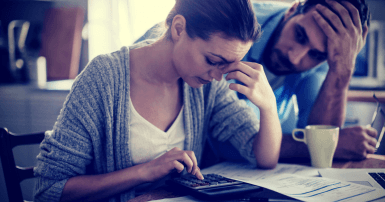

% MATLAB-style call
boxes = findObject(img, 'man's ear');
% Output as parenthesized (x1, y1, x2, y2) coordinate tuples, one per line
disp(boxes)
(171, 15, 186, 42)
(283, 1, 300, 21)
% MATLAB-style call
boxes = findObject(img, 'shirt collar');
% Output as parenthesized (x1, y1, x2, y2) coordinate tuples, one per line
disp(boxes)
(245, 2, 290, 63)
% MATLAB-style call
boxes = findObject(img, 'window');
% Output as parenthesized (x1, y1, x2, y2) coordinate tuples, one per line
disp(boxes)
(87, 0, 174, 60)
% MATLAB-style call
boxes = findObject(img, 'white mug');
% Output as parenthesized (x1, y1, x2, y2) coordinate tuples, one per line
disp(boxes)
(292, 125, 339, 168)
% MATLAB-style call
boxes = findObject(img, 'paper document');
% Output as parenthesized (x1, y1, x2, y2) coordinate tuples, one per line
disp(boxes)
(249, 174, 385, 202)
(201, 162, 385, 202)
(201, 161, 320, 180)
(151, 195, 204, 202)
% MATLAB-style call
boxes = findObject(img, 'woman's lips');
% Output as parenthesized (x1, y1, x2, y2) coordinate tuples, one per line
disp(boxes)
(197, 77, 211, 84)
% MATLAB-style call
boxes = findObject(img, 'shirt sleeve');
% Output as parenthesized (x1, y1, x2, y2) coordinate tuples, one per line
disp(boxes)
(295, 63, 328, 129)
(207, 79, 260, 166)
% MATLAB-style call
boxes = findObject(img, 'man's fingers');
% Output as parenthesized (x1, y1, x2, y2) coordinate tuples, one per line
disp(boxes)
(366, 143, 376, 154)
(340, 1, 362, 29)
(366, 126, 378, 138)
(367, 137, 378, 148)
(316, 3, 349, 32)
(325, 0, 355, 30)
(312, 10, 337, 39)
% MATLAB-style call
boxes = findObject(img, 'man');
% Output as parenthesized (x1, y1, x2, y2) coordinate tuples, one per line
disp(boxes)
(137, 0, 377, 161)
(239, 0, 376, 161)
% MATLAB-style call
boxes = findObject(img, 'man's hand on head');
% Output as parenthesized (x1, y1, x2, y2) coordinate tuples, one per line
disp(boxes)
(334, 125, 378, 160)
(311, 0, 368, 86)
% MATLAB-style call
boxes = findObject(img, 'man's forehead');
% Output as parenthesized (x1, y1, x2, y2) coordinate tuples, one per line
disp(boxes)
(296, 8, 328, 53)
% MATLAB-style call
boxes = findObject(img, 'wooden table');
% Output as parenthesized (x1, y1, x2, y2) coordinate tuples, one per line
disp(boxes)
(348, 90, 385, 102)
(127, 154, 385, 202)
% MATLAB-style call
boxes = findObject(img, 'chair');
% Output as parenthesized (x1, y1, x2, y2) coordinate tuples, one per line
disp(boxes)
(0, 127, 45, 202)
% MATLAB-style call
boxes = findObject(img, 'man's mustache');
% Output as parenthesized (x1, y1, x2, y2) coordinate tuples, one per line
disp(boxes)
(274, 49, 295, 71)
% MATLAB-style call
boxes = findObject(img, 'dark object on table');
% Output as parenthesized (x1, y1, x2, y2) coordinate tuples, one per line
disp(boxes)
(166, 173, 263, 201)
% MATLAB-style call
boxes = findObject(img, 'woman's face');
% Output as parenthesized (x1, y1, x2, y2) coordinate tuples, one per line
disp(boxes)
(172, 33, 252, 88)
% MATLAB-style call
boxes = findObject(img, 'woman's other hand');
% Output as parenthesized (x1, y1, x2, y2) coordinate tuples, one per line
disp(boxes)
(138, 147, 204, 182)
(224, 61, 276, 112)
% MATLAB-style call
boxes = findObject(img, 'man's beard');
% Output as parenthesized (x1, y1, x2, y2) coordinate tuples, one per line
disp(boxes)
(263, 17, 297, 76)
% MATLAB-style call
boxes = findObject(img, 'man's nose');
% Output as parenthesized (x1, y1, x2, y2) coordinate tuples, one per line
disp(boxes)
(288, 46, 309, 66)
(209, 68, 223, 81)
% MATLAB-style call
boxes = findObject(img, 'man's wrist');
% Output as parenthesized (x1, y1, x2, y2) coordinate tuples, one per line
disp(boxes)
(325, 68, 352, 91)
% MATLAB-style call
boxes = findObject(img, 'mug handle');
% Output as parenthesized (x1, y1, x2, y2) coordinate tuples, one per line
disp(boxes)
(292, 129, 306, 144)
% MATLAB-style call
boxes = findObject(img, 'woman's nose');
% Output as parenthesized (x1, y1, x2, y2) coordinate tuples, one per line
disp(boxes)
(209, 68, 223, 81)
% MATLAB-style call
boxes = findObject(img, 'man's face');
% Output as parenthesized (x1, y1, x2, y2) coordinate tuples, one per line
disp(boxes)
(266, 7, 329, 75)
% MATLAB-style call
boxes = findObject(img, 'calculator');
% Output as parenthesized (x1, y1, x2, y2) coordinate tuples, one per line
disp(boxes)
(166, 173, 263, 200)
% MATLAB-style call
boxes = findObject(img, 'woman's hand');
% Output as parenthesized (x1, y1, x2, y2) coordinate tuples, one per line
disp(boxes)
(224, 61, 276, 112)
(223, 61, 281, 168)
(139, 147, 203, 183)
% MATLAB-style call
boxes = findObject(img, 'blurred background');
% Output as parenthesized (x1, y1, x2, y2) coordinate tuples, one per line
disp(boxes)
(0, 0, 384, 202)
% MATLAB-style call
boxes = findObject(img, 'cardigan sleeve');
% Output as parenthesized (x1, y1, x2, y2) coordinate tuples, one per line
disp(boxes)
(33, 54, 119, 202)
(207, 79, 260, 166)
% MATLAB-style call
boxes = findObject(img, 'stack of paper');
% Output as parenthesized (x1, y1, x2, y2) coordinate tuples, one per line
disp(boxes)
(201, 162, 385, 202)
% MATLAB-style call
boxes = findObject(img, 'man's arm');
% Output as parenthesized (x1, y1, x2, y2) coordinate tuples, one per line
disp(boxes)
(280, 1, 378, 160)
(308, 1, 368, 126)
(280, 134, 310, 159)
(306, 1, 378, 159)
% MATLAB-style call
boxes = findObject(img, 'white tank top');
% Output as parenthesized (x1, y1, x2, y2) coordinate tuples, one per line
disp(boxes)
(129, 99, 185, 165)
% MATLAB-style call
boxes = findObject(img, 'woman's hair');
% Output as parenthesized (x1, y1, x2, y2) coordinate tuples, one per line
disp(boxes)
(164, 0, 261, 42)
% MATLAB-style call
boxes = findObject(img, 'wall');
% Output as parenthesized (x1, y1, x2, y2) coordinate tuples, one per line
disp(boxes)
(0, 1, 85, 201)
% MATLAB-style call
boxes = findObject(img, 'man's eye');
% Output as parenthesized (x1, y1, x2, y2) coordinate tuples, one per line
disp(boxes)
(295, 27, 306, 44)
(309, 50, 327, 61)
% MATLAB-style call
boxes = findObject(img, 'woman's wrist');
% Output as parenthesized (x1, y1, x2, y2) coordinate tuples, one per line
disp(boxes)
(135, 163, 152, 183)
(259, 102, 278, 117)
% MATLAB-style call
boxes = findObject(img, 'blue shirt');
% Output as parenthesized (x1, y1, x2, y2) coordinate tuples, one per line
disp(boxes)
(242, 2, 329, 133)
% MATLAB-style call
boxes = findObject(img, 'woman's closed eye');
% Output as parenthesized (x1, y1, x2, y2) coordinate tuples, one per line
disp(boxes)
(206, 57, 219, 66)
(206, 57, 225, 67)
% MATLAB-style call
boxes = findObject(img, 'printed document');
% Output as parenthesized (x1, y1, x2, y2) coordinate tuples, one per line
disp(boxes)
(201, 161, 320, 179)
(202, 162, 385, 202)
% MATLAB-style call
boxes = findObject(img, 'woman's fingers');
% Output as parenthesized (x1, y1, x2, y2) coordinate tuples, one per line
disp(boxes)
(167, 148, 203, 179)
(225, 70, 254, 86)
(194, 167, 204, 180)
(184, 150, 199, 175)
(222, 61, 262, 79)
(172, 160, 185, 173)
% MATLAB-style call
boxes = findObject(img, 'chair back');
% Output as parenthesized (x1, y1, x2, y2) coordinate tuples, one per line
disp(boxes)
(0, 127, 45, 202)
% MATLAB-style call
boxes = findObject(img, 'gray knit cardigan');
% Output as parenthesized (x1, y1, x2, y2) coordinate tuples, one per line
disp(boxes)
(34, 41, 260, 202)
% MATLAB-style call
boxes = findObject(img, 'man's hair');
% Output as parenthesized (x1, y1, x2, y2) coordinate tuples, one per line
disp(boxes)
(294, 0, 371, 27)
(164, 0, 261, 42)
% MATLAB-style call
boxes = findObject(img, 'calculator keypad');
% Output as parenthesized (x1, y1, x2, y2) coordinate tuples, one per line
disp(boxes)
(171, 174, 242, 190)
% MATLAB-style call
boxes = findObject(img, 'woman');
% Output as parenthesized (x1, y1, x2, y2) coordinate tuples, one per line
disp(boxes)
(34, 0, 282, 201)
